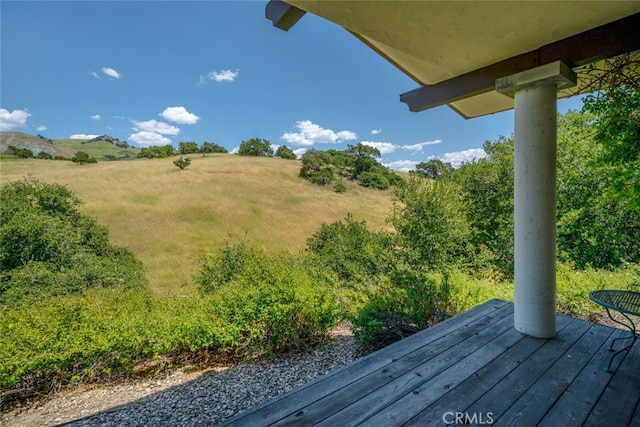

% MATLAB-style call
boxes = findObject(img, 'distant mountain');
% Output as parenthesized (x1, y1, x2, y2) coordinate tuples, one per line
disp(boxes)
(0, 132, 140, 160)
(84, 135, 130, 149)
(0, 132, 76, 158)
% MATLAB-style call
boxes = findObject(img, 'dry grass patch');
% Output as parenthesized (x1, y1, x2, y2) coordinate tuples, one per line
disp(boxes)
(1, 156, 394, 294)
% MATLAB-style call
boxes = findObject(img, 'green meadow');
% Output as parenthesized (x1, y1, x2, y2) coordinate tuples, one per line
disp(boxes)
(0, 155, 393, 294)
(1, 146, 637, 408)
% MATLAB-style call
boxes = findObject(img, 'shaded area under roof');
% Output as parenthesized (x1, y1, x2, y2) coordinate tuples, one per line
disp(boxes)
(270, 1, 640, 118)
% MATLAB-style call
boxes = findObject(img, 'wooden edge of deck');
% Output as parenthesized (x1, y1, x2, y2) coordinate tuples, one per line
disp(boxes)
(221, 299, 509, 425)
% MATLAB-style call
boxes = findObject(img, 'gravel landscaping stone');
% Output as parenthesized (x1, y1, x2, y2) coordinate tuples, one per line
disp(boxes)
(1, 325, 361, 427)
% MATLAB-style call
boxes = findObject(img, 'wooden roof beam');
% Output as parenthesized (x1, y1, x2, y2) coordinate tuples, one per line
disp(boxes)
(265, 0, 306, 32)
(400, 12, 640, 113)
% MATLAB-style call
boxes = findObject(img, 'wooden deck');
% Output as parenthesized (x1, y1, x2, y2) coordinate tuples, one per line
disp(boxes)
(222, 299, 640, 426)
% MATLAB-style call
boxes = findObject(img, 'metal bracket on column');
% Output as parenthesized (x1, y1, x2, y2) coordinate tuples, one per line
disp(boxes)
(495, 61, 577, 97)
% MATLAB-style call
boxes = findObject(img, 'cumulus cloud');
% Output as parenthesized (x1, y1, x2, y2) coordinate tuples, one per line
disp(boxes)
(129, 131, 172, 147)
(90, 114, 101, 121)
(383, 160, 418, 173)
(401, 139, 442, 153)
(441, 148, 487, 167)
(200, 69, 239, 84)
(0, 108, 31, 131)
(70, 134, 100, 140)
(102, 67, 121, 79)
(133, 119, 180, 136)
(371, 128, 382, 135)
(36, 125, 48, 132)
(281, 120, 357, 146)
(292, 148, 307, 158)
(160, 106, 199, 125)
(360, 141, 397, 155)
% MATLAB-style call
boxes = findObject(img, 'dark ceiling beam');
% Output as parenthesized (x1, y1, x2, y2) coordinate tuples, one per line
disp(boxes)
(265, 0, 306, 31)
(401, 12, 640, 112)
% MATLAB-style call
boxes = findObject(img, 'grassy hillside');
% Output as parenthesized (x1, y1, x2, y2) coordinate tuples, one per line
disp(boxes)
(0, 155, 394, 294)
(0, 132, 76, 158)
(0, 132, 139, 160)
(53, 138, 139, 160)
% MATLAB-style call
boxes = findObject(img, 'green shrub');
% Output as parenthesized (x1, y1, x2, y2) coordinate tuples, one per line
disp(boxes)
(333, 179, 347, 193)
(390, 177, 471, 271)
(306, 215, 396, 285)
(0, 177, 146, 304)
(309, 167, 334, 186)
(351, 270, 453, 348)
(196, 244, 341, 352)
(358, 171, 390, 189)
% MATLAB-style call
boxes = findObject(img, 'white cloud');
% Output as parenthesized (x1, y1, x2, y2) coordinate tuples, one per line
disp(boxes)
(129, 131, 172, 147)
(133, 119, 180, 136)
(70, 134, 99, 140)
(281, 120, 357, 146)
(402, 139, 442, 153)
(0, 108, 30, 131)
(90, 114, 101, 121)
(360, 141, 397, 155)
(383, 160, 418, 173)
(200, 69, 239, 84)
(441, 148, 487, 167)
(36, 125, 47, 132)
(89, 71, 101, 79)
(160, 106, 199, 125)
(102, 67, 121, 79)
(293, 148, 307, 158)
(371, 128, 382, 135)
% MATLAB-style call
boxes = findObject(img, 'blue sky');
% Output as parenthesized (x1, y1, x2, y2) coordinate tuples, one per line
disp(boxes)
(1, 1, 584, 171)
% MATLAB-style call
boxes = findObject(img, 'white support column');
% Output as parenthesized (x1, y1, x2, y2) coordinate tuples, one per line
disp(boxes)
(496, 61, 576, 338)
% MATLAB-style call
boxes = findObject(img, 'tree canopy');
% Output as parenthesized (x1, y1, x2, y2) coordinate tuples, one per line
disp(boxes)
(237, 138, 274, 157)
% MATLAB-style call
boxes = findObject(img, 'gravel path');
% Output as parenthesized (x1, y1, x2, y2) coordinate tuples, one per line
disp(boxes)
(2, 326, 361, 427)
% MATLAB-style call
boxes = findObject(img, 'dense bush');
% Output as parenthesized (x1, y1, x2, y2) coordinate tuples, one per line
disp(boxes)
(200, 141, 228, 154)
(237, 138, 274, 157)
(275, 145, 296, 159)
(137, 144, 176, 159)
(0, 178, 146, 304)
(1, 242, 341, 400)
(306, 215, 396, 285)
(7, 145, 34, 158)
(390, 177, 471, 272)
(299, 145, 400, 191)
(196, 242, 340, 351)
(351, 270, 453, 348)
(71, 151, 97, 164)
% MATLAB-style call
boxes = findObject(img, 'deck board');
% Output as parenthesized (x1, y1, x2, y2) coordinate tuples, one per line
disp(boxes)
(495, 323, 616, 426)
(221, 299, 640, 426)
(538, 327, 625, 426)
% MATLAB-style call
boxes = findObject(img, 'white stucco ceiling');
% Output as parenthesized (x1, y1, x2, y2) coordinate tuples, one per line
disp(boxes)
(285, 1, 640, 117)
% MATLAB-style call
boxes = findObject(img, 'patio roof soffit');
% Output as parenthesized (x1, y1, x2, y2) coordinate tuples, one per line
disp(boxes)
(266, 1, 640, 118)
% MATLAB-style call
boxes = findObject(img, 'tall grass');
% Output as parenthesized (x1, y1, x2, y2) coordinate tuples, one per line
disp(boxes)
(0, 156, 393, 294)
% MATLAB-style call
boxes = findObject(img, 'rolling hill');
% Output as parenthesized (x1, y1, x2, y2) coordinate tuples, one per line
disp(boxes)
(0, 155, 395, 294)
(0, 132, 140, 160)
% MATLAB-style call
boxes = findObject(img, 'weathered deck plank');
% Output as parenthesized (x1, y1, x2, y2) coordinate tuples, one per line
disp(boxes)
(462, 317, 591, 418)
(319, 313, 515, 427)
(495, 322, 616, 426)
(359, 317, 521, 426)
(290, 306, 514, 427)
(220, 299, 639, 427)
(399, 314, 573, 426)
(223, 299, 507, 426)
(584, 332, 640, 426)
(538, 327, 626, 426)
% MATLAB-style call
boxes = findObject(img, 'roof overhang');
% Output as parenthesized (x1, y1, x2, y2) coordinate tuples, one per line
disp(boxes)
(266, 1, 640, 118)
